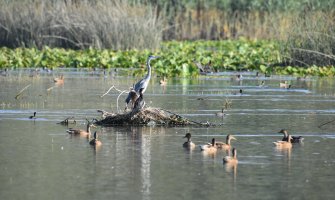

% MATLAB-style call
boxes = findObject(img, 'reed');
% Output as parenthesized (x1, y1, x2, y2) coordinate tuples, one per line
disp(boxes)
(282, 11, 335, 66)
(0, 0, 162, 50)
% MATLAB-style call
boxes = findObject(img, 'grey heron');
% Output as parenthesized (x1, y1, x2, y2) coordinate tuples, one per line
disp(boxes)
(133, 88, 145, 112)
(125, 55, 159, 108)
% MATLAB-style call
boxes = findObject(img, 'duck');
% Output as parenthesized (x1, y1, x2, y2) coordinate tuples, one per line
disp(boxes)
(232, 89, 243, 95)
(29, 112, 37, 119)
(279, 81, 291, 89)
(223, 148, 238, 165)
(215, 108, 226, 117)
(159, 77, 167, 86)
(215, 134, 236, 151)
(125, 88, 139, 110)
(279, 129, 304, 143)
(89, 131, 102, 147)
(235, 74, 243, 81)
(200, 138, 217, 154)
(54, 75, 64, 84)
(273, 135, 292, 149)
(57, 117, 76, 125)
(66, 122, 95, 138)
(183, 133, 196, 149)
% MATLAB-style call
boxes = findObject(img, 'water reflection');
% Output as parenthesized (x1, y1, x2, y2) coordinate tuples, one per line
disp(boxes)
(140, 128, 152, 200)
(1, 70, 335, 199)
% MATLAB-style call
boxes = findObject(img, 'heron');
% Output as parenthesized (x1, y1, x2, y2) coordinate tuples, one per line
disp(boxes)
(125, 55, 159, 109)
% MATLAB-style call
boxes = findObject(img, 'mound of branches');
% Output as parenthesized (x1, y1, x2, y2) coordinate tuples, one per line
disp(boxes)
(95, 107, 201, 126)
(0, 0, 162, 50)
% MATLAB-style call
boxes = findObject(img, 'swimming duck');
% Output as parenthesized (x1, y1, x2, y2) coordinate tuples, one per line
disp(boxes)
(216, 134, 236, 151)
(279, 129, 304, 143)
(66, 122, 95, 138)
(183, 133, 196, 149)
(89, 131, 102, 147)
(215, 108, 226, 117)
(223, 148, 238, 165)
(29, 112, 37, 119)
(159, 77, 167, 86)
(54, 75, 64, 84)
(57, 117, 76, 125)
(200, 138, 217, 154)
(273, 135, 292, 149)
(279, 81, 291, 89)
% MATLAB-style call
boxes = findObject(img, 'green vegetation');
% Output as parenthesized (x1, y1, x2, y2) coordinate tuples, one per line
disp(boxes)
(0, 0, 334, 75)
(1, 39, 334, 77)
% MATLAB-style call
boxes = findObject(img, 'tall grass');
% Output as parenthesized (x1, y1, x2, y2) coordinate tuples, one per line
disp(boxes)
(0, 0, 163, 50)
(283, 11, 335, 66)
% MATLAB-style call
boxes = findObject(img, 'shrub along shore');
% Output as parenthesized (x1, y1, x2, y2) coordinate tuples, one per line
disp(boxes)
(1, 39, 334, 77)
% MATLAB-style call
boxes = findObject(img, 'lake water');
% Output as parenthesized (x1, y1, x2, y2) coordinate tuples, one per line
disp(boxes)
(0, 69, 335, 199)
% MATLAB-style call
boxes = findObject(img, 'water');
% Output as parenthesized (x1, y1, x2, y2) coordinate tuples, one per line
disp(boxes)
(1, 69, 335, 199)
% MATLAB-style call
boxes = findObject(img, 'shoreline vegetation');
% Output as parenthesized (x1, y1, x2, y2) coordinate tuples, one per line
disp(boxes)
(0, 0, 334, 76)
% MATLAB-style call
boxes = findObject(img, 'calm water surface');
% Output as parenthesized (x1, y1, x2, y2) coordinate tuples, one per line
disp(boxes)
(0, 69, 335, 199)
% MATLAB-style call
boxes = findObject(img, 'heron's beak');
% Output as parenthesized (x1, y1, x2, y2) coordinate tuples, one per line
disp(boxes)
(231, 136, 237, 140)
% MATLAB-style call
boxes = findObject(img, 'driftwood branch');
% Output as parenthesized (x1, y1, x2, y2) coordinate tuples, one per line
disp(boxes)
(100, 85, 128, 113)
(318, 119, 335, 129)
(15, 84, 31, 99)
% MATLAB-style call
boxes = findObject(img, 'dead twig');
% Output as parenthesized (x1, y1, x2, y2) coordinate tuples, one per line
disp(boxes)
(15, 84, 31, 99)
(318, 119, 335, 129)
(100, 85, 128, 113)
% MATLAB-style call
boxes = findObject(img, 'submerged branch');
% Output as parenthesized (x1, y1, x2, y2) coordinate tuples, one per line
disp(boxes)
(318, 119, 335, 129)
(15, 84, 31, 99)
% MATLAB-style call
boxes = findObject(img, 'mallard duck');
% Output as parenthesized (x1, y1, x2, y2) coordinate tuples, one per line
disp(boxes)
(200, 138, 217, 154)
(223, 148, 238, 165)
(279, 129, 304, 143)
(216, 134, 236, 151)
(89, 131, 102, 147)
(273, 135, 292, 149)
(279, 81, 291, 89)
(183, 133, 196, 149)
(54, 75, 64, 84)
(29, 112, 37, 119)
(66, 122, 95, 138)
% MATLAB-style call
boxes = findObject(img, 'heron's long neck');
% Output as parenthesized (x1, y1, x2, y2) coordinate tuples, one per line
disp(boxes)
(146, 59, 152, 78)
(87, 125, 90, 133)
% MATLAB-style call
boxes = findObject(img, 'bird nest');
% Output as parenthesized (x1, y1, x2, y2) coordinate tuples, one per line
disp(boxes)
(95, 107, 204, 126)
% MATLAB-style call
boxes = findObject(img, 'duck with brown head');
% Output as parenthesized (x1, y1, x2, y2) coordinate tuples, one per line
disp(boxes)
(183, 133, 195, 149)
(66, 122, 96, 138)
(216, 134, 237, 151)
